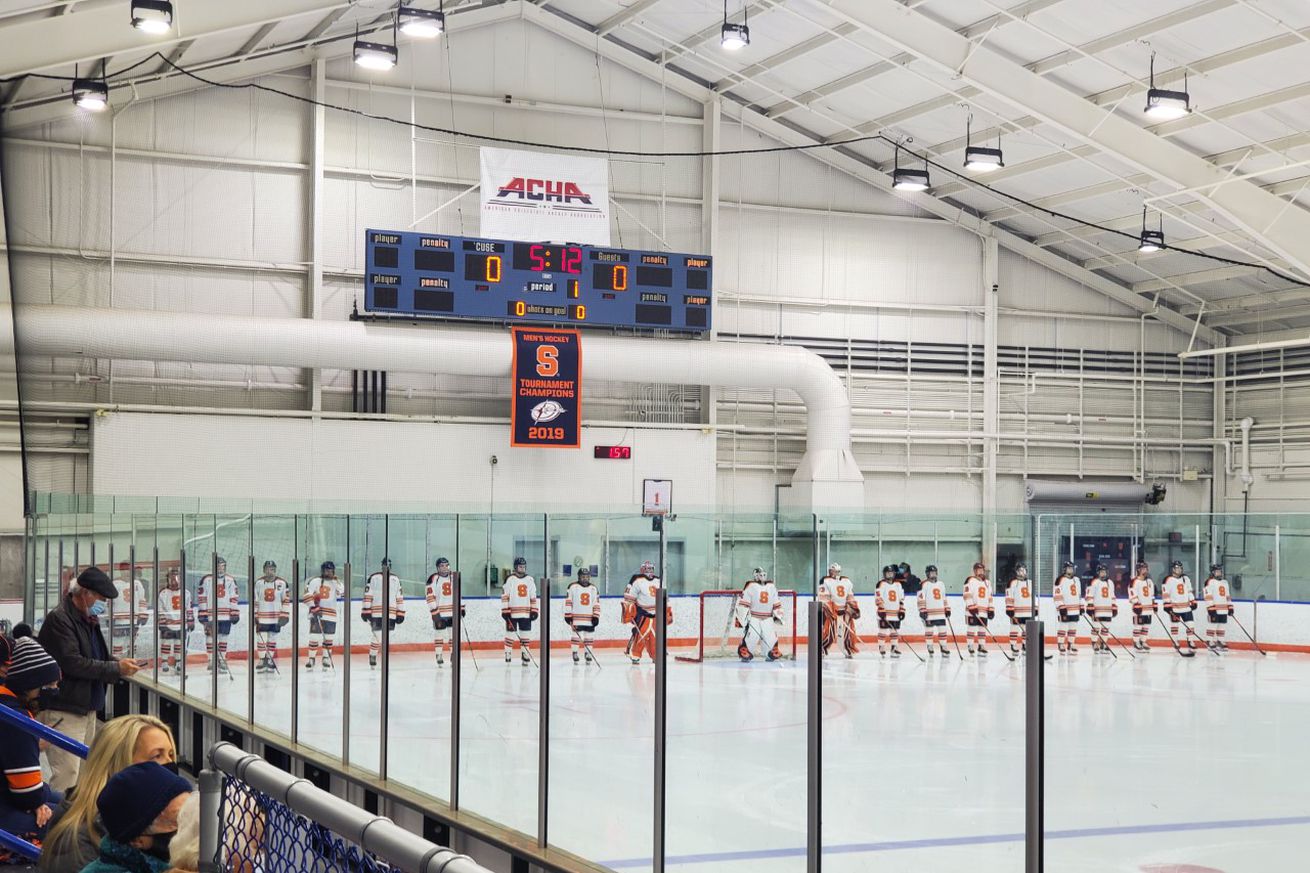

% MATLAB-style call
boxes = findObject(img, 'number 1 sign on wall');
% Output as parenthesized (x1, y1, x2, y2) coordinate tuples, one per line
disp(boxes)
(643, 479, 672, 517)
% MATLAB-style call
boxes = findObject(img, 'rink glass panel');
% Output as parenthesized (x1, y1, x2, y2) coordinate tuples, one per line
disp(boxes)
(296, 513, 349, 765)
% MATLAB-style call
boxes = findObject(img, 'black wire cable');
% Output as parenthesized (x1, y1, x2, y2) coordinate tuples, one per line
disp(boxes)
(7, 50, 1308, 288)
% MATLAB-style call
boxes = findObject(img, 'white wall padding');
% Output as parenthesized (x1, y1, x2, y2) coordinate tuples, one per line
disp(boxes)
(3, 304, 862, 496)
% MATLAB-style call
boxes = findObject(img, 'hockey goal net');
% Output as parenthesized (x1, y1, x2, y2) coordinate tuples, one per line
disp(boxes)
(674, 589, 799, 662)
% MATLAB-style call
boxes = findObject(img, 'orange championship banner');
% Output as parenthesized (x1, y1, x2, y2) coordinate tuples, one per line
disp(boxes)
(510, 327, 582, 448)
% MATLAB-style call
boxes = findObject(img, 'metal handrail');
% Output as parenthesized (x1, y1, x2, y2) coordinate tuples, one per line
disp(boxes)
(203, 742, 492, 873)
(0, 701, 91, 757)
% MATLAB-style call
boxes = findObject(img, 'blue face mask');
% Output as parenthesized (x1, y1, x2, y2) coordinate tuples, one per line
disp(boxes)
(88, 600, 107, 618)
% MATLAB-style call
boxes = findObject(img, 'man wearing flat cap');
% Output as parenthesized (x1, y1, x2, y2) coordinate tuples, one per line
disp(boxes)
(37, 567, 145, 791)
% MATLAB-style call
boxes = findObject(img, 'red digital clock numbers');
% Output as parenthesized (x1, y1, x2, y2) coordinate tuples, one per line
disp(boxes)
(518, 243, 583, 274)
(593, 445, 632, 459)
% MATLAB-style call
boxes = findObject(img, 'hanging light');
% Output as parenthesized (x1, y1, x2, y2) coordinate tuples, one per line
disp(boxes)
(892, 144, 930, 192)
(721, 0, 749, 50)
(130, 0, 173, 35)
(963, 113, 1004, 172)
(72, 78, 109, 111)
(399, 4, 444, 38)
(354, 39, 398, 70)
(1143, 52, 1191, 120)
(1138, 206, 1165, 253)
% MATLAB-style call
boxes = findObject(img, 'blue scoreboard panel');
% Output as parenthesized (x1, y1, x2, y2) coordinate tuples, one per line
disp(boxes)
(364, 229, 712, 333)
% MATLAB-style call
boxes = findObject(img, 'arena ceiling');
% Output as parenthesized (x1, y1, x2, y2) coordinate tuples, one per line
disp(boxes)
(2, 0, 1309, 338)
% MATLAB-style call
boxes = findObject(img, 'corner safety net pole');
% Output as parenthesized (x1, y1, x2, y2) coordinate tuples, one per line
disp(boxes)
(538, 513, 550, 849)
(807, 600, 822, 873)
(653, 585, 668, 873)
(1026, 618, 1044, 873)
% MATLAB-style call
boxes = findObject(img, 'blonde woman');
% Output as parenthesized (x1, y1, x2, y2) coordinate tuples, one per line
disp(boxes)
(38, 714, 176, 873)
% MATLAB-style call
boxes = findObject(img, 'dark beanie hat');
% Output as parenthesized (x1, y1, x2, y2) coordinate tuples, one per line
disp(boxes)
(97, 762, 192, 843)
(5, 638, 61, 694)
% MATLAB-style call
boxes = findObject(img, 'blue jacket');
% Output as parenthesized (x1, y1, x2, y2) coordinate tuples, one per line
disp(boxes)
(78, 837, 171, 873)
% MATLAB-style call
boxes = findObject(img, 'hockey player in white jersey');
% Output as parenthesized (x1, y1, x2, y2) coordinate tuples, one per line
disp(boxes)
(197, 557, 240, 671)
(736, 569, 783, 661)
(1003, 564, 1034, 654)
(1053, 562, 1083, 654)
(622, 561, 665, 665)
(110, 562, 150, 659)
(875, 566, 905, 658)
(363, 557, 406, 669)
(155, 567, 193, 675)
(253, 561, 290, 672)
(1163, 561, 1200, 650)
(301, 561, 344, 670)
(501, 557, 539, 665)
(917, 565, 951, 657)
(564, 567, 602, 664)
(963, 562, 994, 656)
(1203, 564, 1234, 651)
(1084, 565, 1118, 654)
(818, 563, 860, 658)
(1128, 562, 1155, 651)
(425, 558, 463, 666)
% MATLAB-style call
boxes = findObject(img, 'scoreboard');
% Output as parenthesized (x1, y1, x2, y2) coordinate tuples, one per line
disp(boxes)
(364, 229, 712, 333)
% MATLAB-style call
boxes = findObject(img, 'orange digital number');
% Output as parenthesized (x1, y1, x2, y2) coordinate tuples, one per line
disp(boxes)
(514, 300, 527, 317)
(613, 265, 628, 291)
(536, 345, 559, 377)
(486, 255, 502, 283)
(517, 584, 528, 598)
(573, 304, 587, 320)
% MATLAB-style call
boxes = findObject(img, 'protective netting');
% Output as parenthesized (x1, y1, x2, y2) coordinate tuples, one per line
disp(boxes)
(219, 773, 392, 873)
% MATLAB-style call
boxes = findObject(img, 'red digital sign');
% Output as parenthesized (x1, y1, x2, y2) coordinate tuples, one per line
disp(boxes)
(593, 445, 632, 460)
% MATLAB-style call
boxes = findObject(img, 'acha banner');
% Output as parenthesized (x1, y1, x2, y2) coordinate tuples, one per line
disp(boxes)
(480, 146, 611, 245)
(510, 327, 582, 449)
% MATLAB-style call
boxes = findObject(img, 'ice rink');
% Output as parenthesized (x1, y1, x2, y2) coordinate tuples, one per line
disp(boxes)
(154, 640, 1309, 873)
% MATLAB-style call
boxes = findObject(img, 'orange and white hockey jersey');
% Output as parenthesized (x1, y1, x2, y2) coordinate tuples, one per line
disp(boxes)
(253, 576, 290, 624)
(1164, 574, 1196, 611)
(964, 575, 993, 616)
(1005, 578, 1034, 619)
(302, 576, 345, 621)
(818, 575, 857, 614)
(1054, 575, 1083, 615)
(502, 575, 539, 619)
(1204, 577, 1233, 614)
(197, 573, 239, 623)
(426, 573, 456, 617)
(875, 580, 905, 618)
(1129, 576, 1155, 611)
(1084, 578, 1117, 618)
(623, 575, 662, 613)
(565, 582, 602, 625)
(738, 580, 783, 620)
(364, 572, 405, 620)
(918, 579, 949, 619)
(112, 576, 149, 625)
(156, 588, 193, 631)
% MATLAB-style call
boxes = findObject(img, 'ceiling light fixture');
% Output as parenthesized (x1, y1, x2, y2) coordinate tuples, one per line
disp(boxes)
(399, 4, 444, 38)
(891, 144, 930, 192)
(72, 78, 109, 111)
(721, 0, 749, 50)
(963, 113, 1004, 172)
(1138, 206, 1165, 253)
(1143, 52, 1191, 120)
(354, 39, 398, 70)
(130, 0, 173, 35)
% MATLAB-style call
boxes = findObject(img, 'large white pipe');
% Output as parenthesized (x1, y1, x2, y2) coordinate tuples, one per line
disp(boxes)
(1, 304, 862, 489)
(1240, 416, 1254, 487)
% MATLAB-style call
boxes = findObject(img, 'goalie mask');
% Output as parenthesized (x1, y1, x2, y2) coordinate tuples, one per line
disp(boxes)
(640, 561, 655, 579)
(1015, 563, 1028, 580)
(753, 567, 768, 582)
(1062, 562, 1075, 576)
(828, 562, 841, 576)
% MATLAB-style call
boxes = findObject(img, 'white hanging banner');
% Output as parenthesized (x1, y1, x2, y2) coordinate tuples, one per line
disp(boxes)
(479, 146, 611, 245)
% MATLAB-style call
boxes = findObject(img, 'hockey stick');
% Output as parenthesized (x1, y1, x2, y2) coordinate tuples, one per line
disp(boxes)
(1097, 615, 1137, 659)
(1081, 614, 1118, 660)
(459, 621, 481, 672)
(891, 621, 926, 663)
(977, 617, 1017, 662)
(1175, 611, 1221, 656)
(1157, 611, 1196, 658)
(1227, 612, 1266, 657)
(944, 615, 967, 659)
(582, 637, 603, 669)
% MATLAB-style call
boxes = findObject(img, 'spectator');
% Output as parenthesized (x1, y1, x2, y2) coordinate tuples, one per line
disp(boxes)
(12, 623, 34, 639)
(37, 566, 145, 791)
(0, 633, 11, 681)
(165, 792, 200, 873)
(0, 638, 64, 859)
(81, 762, 191, 873)
(899, 562, 923, 595)
(40, 715, 178, 873)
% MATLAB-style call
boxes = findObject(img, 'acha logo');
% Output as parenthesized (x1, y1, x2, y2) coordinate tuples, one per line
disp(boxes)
(531, 400, 566, 423)
(496, 177, 594, 205)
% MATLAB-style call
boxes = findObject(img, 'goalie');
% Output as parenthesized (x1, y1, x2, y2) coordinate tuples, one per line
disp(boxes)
(818, 563, 860, 658)
(622, 560, 668, 665)
(736, 568, 784, 661)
